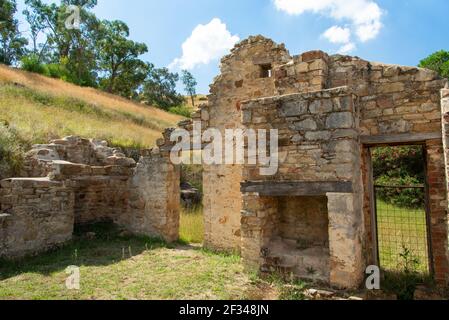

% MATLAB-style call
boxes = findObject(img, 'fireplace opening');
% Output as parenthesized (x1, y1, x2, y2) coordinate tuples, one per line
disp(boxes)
(262, 196, 330, 282)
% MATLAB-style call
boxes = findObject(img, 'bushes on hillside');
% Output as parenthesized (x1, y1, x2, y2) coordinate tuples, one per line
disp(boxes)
(20, 55, 78, 84)
(20, 54, 46, 74)
(168, 106, 192, 118)
(375, 176, 425, 209)
(372, 146, 425, 209)
(0, 123, 25, 179)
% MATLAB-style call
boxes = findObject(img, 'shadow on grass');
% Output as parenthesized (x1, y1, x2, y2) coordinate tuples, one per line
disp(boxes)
(0, 222, 168, 281)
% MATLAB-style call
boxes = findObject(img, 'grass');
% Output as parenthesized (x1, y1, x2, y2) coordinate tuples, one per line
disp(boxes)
(376, 200, 430, 274)
(0, 64, 182, 151)
(179, 206, 204, 244)
(183, 95, 208, 110)
(0, 223, 294, 300)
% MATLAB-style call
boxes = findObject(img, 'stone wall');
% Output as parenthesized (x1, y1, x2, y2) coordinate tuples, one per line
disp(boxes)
(241, 86, 360, 183)
(21, 136, 134, 178)
(196, 35, 449, 288)
(0, 178, 74, 258)
(202, 36, 291, 252)
(124, 151, 180, 242)
(50, 161, 134, 225)
(0, 136, 181, 259)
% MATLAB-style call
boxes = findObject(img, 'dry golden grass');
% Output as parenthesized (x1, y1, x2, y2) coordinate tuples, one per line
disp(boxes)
(0, 64, 183, 149)
(183, 94, 208, 110)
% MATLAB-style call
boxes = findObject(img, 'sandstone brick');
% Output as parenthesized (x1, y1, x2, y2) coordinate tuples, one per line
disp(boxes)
(326, 112, 354, 129)
(295, 118, 318, 131)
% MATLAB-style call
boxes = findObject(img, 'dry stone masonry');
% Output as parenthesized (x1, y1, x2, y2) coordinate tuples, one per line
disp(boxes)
(168, 35, 449, 289)
(2, 35, 449, 291)
(0, 136, 179, 259)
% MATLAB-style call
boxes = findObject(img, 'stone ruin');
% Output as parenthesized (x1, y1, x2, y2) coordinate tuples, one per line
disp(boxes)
(2, 35, 449, 290)
(0, 136, 179, 259)
(158, 35, 449, 289)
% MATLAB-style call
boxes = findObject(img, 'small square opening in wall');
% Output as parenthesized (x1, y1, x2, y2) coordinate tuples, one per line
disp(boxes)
(259, 64, 272, 78)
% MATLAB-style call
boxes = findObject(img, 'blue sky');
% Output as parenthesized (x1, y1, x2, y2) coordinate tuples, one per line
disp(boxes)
(16, 0, 449, 93)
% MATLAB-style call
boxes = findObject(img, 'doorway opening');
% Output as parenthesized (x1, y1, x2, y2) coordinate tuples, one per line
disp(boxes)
(371, 145, 432, 275)
(179, 155, 204, 244)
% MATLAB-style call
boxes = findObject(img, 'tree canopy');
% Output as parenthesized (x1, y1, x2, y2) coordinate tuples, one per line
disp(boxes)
(181, 70, 197, 107)
(0, 0, 28, 65)
(419, 50, 449, 80)
(2, 1, 198, 114)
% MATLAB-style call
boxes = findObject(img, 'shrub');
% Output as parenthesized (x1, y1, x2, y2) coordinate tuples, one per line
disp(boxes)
(375, 175, 425, 209)
(382, 246, 430, 300)
(372, 146, 424, 181)
(20, 54, 46, 75)
(373, 146, 425, 208)
(0, 124, 26, 179)
(45, 63, 71, 80)
(168, 105, 192, 118)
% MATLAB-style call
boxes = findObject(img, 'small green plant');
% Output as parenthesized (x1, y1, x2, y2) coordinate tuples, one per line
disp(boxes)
(383, 245, 425, 300)
(306, 267, 317, 276)
(398, 245, 421, 273)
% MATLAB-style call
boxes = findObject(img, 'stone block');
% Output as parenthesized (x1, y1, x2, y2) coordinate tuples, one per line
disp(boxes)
(280, 100, 308, 117)
(294, 118, 318, 131)
(305, 131, 331, 141)
(326, 112, 354, 129)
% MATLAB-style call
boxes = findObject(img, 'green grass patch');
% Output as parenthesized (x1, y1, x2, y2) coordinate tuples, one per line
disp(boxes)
(376, 200, 430, 274)
(179, 206, 204, 244)
(0, 223, 273, 300)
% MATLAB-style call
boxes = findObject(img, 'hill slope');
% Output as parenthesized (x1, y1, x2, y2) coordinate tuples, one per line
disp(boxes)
(0, 64, 183, 150)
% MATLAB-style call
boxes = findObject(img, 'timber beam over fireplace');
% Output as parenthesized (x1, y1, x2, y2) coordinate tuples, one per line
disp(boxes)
(240, 181, 353, 196)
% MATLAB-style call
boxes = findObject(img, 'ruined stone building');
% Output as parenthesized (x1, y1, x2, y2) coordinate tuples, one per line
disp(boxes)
(0, 137, 179, 259)
(1, 35, 449, 290)
(175, 35, 449, 289)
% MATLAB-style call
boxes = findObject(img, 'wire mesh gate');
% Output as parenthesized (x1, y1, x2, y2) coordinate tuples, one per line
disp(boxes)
(374, 184, 432, 275)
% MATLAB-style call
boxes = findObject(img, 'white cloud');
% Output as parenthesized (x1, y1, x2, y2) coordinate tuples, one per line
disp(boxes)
(322, 26, 355, 54)
(274, 0, 384, 48)
(338, 42, 356, 54)
(322, 26, 351, 44)
(169, 18, 240, 70)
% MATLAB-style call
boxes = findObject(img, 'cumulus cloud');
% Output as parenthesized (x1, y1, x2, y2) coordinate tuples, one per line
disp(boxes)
(169, 18, 240, 70)
(322, 26, 355, 54)
(273, 0, 383, 52)
(338, 42, 356, 54)
(322, 25, 351, 44)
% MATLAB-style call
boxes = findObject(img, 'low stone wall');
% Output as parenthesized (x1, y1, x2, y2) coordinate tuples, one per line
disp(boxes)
(125, 152, 180, 242)
(50, 161, 134, 225)
(0, 137, 181, 259)
(0, 178, 74, 259)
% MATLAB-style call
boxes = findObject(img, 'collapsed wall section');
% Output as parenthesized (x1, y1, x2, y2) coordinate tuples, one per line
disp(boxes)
(0, 137, 181, 259)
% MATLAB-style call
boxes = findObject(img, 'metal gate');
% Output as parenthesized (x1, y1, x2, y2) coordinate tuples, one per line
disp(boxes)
(374, 184, 432, 275)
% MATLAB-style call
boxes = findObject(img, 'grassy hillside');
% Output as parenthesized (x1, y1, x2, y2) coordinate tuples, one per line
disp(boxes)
(0, 64, 183, 149)
(183, 94, 208, 110)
